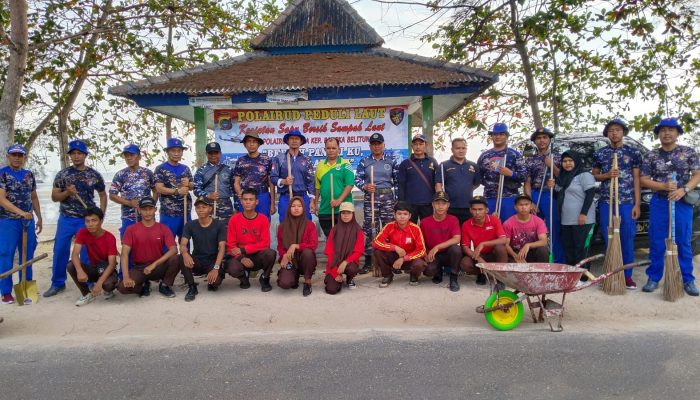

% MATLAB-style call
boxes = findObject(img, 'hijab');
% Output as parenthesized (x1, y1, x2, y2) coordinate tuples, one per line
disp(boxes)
(555, 150, 585, 215)
(330, 211, 362, 268)
(280, 196, 308, 250)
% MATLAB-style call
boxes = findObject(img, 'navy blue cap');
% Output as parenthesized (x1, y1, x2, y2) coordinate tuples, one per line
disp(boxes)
(206, 142, 222, 153)
(653, 118, 683, 135)
(283, 129, 307, 145)
(164, 137, 187, 150)
(369, 133, 385, 143)
(432, 191, 450, 202)
(602, 118, 629, 137)
(469, 196, 488, 207)
(530, 127, 555, 141)
(122, 144, 140, 154)
(138, 196, 156, 208)
(7, 144, 27, 155)
(412, 134, 427, 143)
(68, 140, 89, 154)
(489, 122, 509, 135)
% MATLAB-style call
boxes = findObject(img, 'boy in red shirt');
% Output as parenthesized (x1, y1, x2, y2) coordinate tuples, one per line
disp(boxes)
(420, 191, 462, 292)
(117, 196, 179, 298)
(225, 188, 277, 292)
(503, 194, 549, 263)
(373, 202, 427, 288)
(67, 207, 118, 306)
(460, 196, 508, 285)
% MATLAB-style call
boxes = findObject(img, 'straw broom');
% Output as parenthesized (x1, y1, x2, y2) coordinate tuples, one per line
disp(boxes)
(602, 154, 625, 294)
(663, 172, 684, 301)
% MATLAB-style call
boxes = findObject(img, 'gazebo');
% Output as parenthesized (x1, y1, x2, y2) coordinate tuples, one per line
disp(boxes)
(109, 0, 497, 165)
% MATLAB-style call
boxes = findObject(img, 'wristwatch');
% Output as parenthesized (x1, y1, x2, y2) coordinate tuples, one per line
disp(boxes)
(684, 186, 691, 193)
(214, 264, 221, 270)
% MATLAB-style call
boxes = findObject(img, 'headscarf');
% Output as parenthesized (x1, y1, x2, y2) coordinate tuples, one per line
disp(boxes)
(555, 150, 585, 216)
(329, 210, 362, 268)
(280, 196, 308, 250)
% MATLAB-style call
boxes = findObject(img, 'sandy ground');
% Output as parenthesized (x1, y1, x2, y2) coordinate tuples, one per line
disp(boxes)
(2, 229, 700, 349)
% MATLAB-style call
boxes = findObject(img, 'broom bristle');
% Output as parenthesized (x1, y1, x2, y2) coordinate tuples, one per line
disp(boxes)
(602, 217, 626, 295)
(663, 240, 685, 301)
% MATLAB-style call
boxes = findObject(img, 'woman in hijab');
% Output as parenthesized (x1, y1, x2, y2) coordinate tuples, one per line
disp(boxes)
(276, 196, 318, 296)
(323, 202, 364, 294)
(548, 150, 596, 272)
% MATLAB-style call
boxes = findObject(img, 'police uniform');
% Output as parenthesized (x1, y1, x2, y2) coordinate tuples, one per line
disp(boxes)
(154, 138, 193, 241)
(355, 133, 399, 268)
(435, 157, 480, 226)
(0, 144, 38, 302)
(397, 134, 437, 223)
(270, 130, 314, 222)
(109, 144, 155, 238)
(194, 142, 235, 224)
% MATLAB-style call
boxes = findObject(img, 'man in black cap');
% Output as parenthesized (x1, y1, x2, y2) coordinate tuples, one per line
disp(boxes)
(355, 132, 400, 274)
(178, 197, 226, 301)
(398, 134, 438, 223)
(194, 141, 234, 224)
(419, 191, 462, 291)
(117, 196, 179, 298)
(502, 194, 549, 263)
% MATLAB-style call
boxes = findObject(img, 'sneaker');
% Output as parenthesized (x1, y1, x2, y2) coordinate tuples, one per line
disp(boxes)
(139, 281, 151, 297)
(158, 283, 176, 298)
(2, 294, 15, 305)
(75, 293, 95, 307)
(239, 272, 251, 289)
(642, 279, 659, 293)
(409, 276, 419, 286)
(684, 281, 699, 296)
(359, 265, 371, 275)
(625, 277, 637, 290)
(432, 272, 443, 285)
(449, 274, 460, 292)
(347, 279, 357, 290)
(23, 298, 32, 305)
(103, 290, 115, 300)
(42, 286, 65, 297)
(379, 276, 393, 288)
(259, 274, 272, 292)
(185, 284, 198, 302)
(303, 283, 312, 297)
(475, 274, 487, 286)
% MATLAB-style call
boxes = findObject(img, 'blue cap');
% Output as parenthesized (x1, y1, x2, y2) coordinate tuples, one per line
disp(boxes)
(653, 118, 683, 135)
(530, 128, 555, 141)
(68, 140, 89, 154)
(7, 144, 27, 155)
(603, 118, 629, 137)
(411, 134, 427, 143)
(489, 122, 509, 135)
(282, 129, 307, 145)
(164, 137, 187, 150)
(122, 144, 140, 154)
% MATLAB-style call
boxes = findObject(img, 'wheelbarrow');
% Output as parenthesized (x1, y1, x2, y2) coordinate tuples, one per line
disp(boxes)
(475, 254, 650, 332)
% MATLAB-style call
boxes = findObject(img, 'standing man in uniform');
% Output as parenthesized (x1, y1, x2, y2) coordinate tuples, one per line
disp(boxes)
(194, 141, 234, 224)
(233, 132, 276, 219)
(523, 128, 563, 263)
(592, 119, 642, 289)
(355, 133, 400, 274)
(640, 118, 700, 296)
(154, 137, 193, 243)
(398, 134, 437, 223)
(45, 139, 107, 297)
(270, 129, 314, 221)
(477, 123, 527, 222)
(109, 144, 155, 238)
(314, 137, 354, 237)
(0, 144, 43, 305)
(435, 138, 480, 226)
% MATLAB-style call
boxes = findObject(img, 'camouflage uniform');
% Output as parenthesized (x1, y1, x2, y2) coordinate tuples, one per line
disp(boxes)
(193, 161, 234, 222)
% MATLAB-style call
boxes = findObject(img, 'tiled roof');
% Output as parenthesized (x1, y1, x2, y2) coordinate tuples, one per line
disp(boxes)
(109, 48, 497, 96)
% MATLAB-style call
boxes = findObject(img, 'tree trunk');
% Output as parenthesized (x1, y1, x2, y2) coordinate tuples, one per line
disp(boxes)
(509, 0, 543, 130)
(0, 0, 29, 163)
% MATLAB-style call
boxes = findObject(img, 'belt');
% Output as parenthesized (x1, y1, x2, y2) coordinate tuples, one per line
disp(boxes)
(375, 188, 394, 194)
(287, 191, 308, 197)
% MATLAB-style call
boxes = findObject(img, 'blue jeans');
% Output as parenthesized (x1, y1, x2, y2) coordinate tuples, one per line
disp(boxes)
(160, 213, 191, 243)
(599, 202, 637, 278)
(532, 189, 565, 263)
(647, 195, 694, 283)
(0, 219, 37, 295)
(486, 196, 516, 223)
(278, 193, 312, 222)
(51, 214, 87, 288)
(236, 192, 272, 220)
(119, 218, 137, 239)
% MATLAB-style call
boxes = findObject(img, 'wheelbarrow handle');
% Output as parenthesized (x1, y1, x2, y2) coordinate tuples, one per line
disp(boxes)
(0, 253, 48, 280)
(579, 260, 652, 287)
(574, 254, 604, 269)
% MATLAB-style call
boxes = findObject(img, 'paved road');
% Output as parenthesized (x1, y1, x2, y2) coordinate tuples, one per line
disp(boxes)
(1, 330, 699, 400)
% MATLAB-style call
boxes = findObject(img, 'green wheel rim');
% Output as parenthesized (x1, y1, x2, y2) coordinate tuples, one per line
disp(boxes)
(484, 290, 524, 331)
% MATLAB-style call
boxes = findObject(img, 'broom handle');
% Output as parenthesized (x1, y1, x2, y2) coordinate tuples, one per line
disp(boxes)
(441, 163, 445, 190)
(330, 172, 334, 228)
(182, 177, 189, 226)
(213, 173, 218, 218)
(286, 152, 293, 198)
(613, 153, 619, 218)
(21, 222, 27, 290)
(370, 165, 375, 229)
(670, 172, 676, 242)
(496, 148, 508, 217)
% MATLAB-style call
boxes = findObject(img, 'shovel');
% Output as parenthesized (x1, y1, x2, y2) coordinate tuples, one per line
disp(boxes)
(13, 220, 39, 305)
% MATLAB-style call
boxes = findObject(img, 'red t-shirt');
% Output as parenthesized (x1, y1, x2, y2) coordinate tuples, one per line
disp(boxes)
(226, 212, 271, 255)
(503, 214, 548, 252)
(75, 228, 118, 265)
(419, 214, 460, 251)
(122, 222, 176, 265)
(460, 215, 506, 254)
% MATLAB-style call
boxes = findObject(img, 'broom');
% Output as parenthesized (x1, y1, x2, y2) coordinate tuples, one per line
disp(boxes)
(602, 154, 625, 294)
(663, 172, 684, 301)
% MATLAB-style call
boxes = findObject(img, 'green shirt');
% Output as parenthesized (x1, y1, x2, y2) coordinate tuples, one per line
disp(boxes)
(315, 157, 355, 215)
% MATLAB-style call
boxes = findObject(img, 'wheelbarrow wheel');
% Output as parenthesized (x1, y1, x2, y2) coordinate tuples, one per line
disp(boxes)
(484, 290, 524, 331)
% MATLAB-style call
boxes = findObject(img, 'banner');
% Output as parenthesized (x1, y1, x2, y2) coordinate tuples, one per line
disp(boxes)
(214, 106, 409, 169)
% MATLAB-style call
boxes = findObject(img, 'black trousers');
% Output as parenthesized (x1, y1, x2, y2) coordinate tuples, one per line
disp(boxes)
(318, 214, 339, 238)
(408, 204, 433, 224)
(560, 224, 594, 268)
(448, 207, 472, 227)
